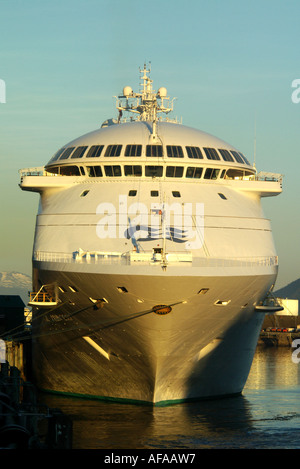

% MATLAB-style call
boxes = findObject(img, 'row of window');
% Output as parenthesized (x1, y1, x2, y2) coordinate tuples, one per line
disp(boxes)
(48, 164, 253, 180)
(51, 144, 251, 165)
(53, 285, 229, 308)
(81, 189, 227, 199)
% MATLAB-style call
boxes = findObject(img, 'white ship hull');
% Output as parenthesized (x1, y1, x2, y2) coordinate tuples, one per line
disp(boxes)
(31, 261, 276, 404)
(19, 65, 283, 405)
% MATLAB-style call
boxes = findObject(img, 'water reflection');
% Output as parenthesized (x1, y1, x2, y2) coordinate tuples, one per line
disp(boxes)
(39, 346, 300, 449)
(245, 345, 300, 389)
(41, 393, 254, 449)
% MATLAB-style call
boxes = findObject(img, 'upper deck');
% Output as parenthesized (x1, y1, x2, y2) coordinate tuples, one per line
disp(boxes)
(18, 64, 283, 197)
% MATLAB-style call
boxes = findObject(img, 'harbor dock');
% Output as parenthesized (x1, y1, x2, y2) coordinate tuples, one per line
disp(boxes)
(259, 297, 299, 347)
(259, 329, 300, 347)
(0, 361, 72, 449)
(0, 295, 72, 449)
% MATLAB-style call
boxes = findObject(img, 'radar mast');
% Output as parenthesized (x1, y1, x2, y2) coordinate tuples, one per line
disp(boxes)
(115, 63, 177, 140)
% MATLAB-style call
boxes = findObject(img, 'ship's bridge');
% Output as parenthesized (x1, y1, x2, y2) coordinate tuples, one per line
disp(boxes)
(44, 62, 255, 181)
(44, 120, 255, 181)
(19, 64, 283, 194)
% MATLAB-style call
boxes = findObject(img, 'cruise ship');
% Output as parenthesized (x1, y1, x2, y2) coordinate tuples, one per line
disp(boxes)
(19, 65, 283, 405)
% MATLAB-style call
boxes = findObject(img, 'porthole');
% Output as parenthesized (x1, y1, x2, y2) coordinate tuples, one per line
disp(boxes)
(128, 190, 137, 196)
(218, 193, 227, 200)
(214, 300, 231, 306)
(198, 288, 209, 295)
(89, 297, 108, 309)
(80, 190, 90, 197)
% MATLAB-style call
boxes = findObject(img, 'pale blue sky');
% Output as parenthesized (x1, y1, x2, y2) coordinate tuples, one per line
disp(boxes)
(0, 0, 299, 289)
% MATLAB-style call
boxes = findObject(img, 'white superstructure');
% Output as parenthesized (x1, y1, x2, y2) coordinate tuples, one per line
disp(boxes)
(19, 65, 283, 405)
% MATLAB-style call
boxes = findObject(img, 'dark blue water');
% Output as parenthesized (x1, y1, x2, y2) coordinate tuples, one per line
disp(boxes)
(40, 346, 300, 449)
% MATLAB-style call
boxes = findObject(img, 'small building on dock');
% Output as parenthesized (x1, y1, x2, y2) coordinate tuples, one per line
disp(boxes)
(260, 298, 300, 346)
(0, 295, 31, 381)
(0, 295, 25, 336)
(262, 298, 299, 330)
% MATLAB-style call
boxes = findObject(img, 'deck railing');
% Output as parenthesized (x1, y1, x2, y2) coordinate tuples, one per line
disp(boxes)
(19, 167, 283, 183)
(33, 250, 278, 268)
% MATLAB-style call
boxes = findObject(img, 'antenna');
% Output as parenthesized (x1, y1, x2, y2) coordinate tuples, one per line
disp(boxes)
(115, 63, 177, 132)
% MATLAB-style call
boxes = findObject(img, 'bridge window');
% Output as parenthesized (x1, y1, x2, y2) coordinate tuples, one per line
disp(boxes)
(230, 151, 244, 164)
(104, 165, 122, 176)
(238, 152, 251, 165)
(203, 148, 220, 160)
(146, 145, 163, 157)
(186, 167, 203, 178)
(166, 145, 184, 158)
(225, 169, 246, 179)
(124, 165, 142, 176)
(51, 148, 65, 162)
(145, 165, 163, 177)
(46, 166, 59, 174)
(172, 191, 181, 197)
(71, 146, 88, 159)
(125, 144, 142, 156)
(86, 145, 104, 158)
(204, 168, 220, 179)
(86, 166, 103, 177)
(186, 146, 203, 159)
(218, 149, 234, 162)
(60, 165, 81, 176)
(105, 145, 122, 157)
(59, 147, 76, 160)
(166, 166, 184, 177)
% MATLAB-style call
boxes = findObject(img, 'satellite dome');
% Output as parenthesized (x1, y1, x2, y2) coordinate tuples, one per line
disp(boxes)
(123, 86, 133, 97)
(158, 87, 167, 97)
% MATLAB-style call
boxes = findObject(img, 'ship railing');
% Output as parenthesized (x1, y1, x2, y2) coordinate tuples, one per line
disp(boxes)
(19, 167, 60, 177)
(28, 284, 58, 307)
(29, 292, 55, 303)
(33, 250, 192, 265)
(192, 256, 278, 267)
(34, 251, 74, 262)
(253, 172, 283, 184)
(33, 250, 279, 267)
